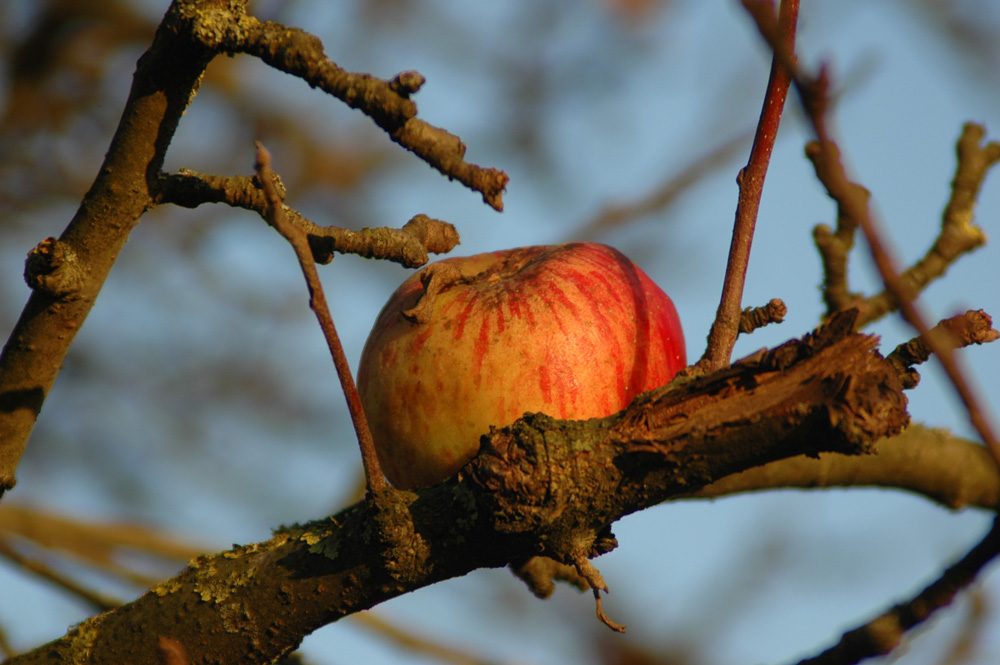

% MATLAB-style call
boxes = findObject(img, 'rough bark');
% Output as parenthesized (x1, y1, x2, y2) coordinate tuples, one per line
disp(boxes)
(5, 314, 909, 664)
(0, 1, 218, 494)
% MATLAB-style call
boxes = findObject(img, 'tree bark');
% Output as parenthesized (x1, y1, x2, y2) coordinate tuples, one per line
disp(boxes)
(5, 314, 909, 665)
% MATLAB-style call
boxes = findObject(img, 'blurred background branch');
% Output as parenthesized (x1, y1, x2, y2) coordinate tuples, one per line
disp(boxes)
(0, 0, 999, 663)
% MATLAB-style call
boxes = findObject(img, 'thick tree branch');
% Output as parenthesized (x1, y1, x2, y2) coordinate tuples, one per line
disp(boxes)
(0, 0, 217, 496)
(4, 313, 910, 664)
(685, 424, 1000, 511)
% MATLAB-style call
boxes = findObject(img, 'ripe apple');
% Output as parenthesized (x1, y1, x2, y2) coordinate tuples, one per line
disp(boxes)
(357, 242, 686, 489)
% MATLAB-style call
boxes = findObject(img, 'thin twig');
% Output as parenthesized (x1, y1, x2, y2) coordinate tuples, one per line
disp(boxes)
(792, 517, 1000, 665)
(254, 143, 387, 494)
(887, 310, 999, 388)
(810, 111, 1000, 475)
(699, 0, 799, 370)
(812, 125, 998, 324)
(574, 557, 626, 633)
(741, 0, 1000, 474)
(855, 124, 995, 325)
(0, 536, 118, 611)
(156, 171, 460, 267)
(739, 298, 787, 335)
(175, 5, 508, 210)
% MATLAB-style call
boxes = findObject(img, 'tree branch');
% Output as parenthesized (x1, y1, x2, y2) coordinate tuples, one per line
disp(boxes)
(793, 516, 1000, 665)
(170, 3, 508, 210)
(156, 170, 460, 267)
(253, 144, 386, 494)
(741, 0, 1000, 475)
(0, 0, 216, 496)
(812, 124, 998, 325)
(699, 0, 799, 370)
(3, 314, 910, 663)
(0, 0, 489, 496)
(684, 424, 1000, 511)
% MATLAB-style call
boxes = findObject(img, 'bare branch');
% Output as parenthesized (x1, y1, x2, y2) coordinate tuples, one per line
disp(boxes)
(887, 310, 999, 388)
(156, 170, 460, 267)
(170, 4, 508, 210)
(793, 517, 1000, 665)
(684, 424, 1000, 511)
(812, 124, 999, 325)
(0, 1, 215, 496)
(742, 0, 1000, 477)
(739, 298, 787, 335)
(857, 124, 997, 325)
(254, 144, 387, 494)
(699, 0, 799, 370)
(3, 316, 909, 663)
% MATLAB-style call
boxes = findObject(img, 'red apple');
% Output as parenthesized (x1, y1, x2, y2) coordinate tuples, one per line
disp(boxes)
(357, 242, 686, 489)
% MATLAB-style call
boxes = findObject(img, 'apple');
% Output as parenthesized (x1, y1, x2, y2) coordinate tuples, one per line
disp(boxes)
(357, 242, 686, 489)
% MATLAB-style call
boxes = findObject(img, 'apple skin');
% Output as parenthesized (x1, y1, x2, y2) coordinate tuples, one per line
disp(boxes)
(357, 242, 686, 489)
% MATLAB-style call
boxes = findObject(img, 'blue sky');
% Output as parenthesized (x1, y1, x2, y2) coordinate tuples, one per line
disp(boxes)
(2, 1, 999, 663)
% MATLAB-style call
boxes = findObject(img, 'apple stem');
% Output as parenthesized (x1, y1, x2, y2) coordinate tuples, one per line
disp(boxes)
(699, 0, 799, 371)
(254, 143, 389, 494)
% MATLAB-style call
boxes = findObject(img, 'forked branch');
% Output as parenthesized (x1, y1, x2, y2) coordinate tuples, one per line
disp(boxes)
(168, 3, 508, 210)
(156, 170, 460, 267)
(254, 144, 387, 493)
(3, 313, 910, 663)
(811, 124, 998, 325)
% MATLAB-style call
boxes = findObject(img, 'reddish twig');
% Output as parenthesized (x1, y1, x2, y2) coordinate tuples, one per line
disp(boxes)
(742, 0, 1000, 474)
(254, 143, 387, 494)
(699, 0, 800, 370)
